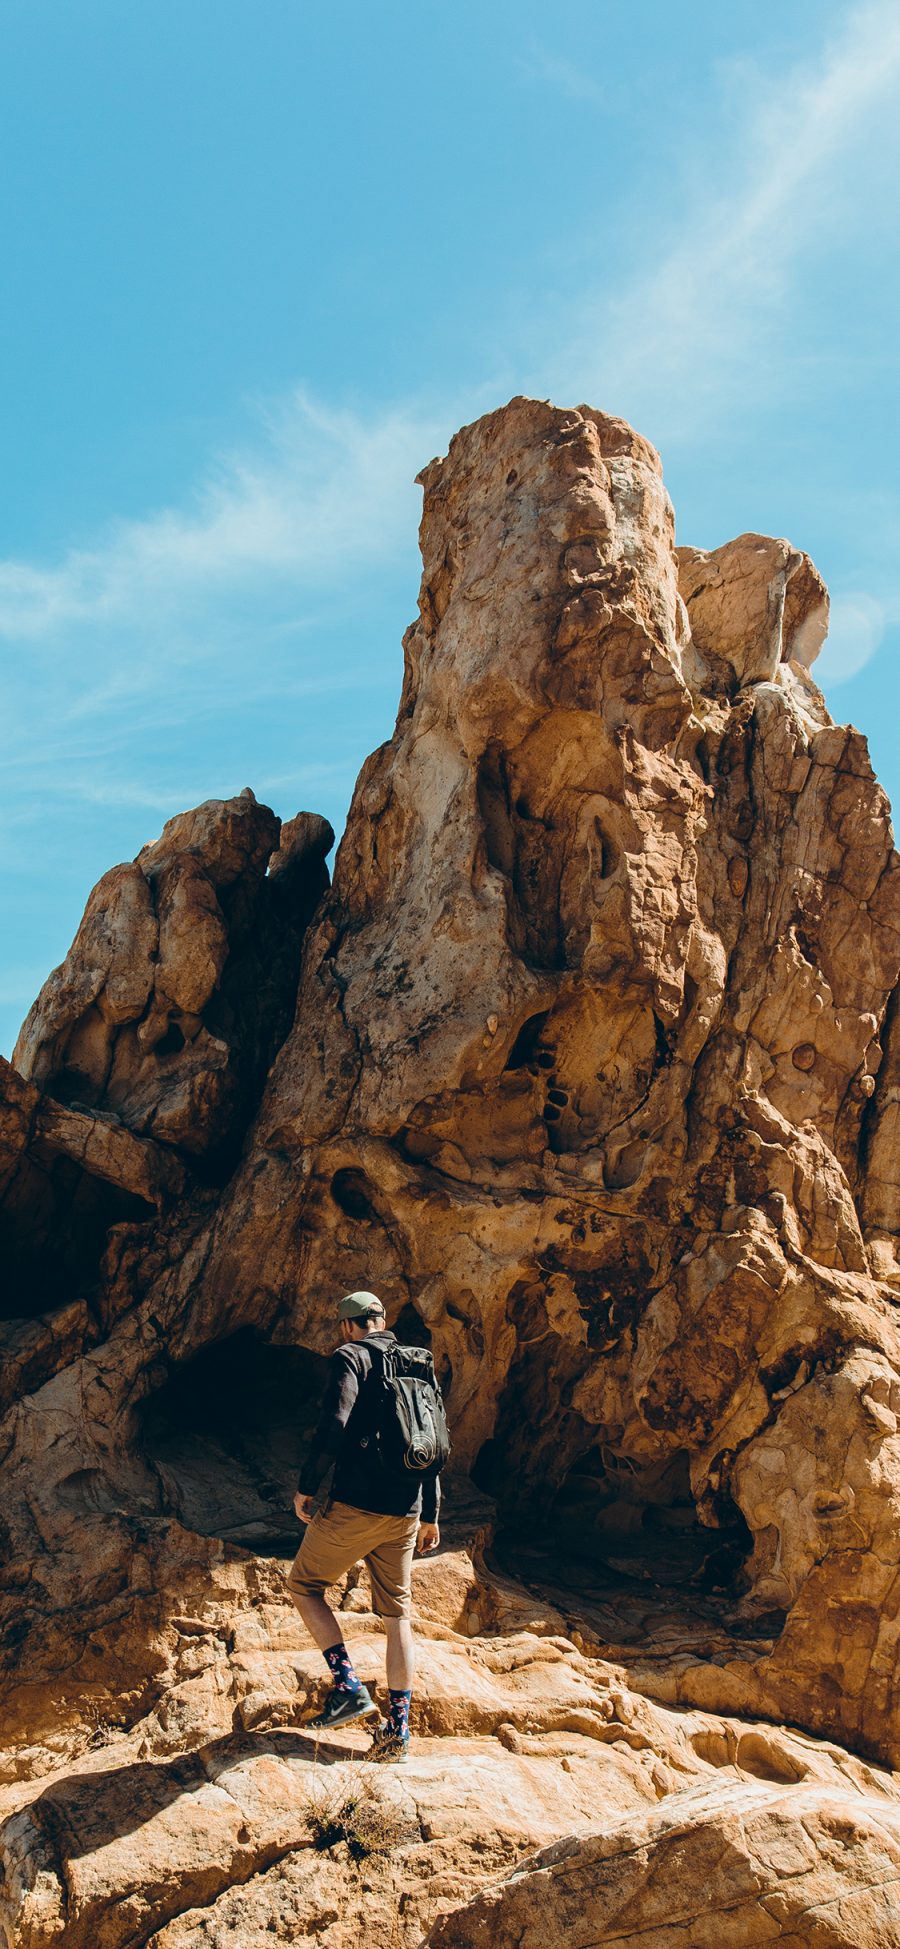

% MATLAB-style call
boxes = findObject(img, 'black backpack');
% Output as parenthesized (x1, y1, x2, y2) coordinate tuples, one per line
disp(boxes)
(368, 1343, 451, 1476)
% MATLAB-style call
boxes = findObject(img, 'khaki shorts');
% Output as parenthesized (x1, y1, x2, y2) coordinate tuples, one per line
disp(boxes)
(286, 1500, 420, 1619)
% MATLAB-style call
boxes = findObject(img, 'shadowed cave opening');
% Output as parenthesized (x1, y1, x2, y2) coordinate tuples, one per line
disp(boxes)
(329, 1167, 382, 1224)
(480, 1429, 757, 1624)
(551, 1445, 753, 1590)
(138, 1329, 329, 1555)
(0, 1146, 155, 1323)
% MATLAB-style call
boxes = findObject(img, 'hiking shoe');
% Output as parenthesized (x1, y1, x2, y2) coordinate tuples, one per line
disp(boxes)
(365, 1724, 410, 1764)
(306, 1684, 379, 1730)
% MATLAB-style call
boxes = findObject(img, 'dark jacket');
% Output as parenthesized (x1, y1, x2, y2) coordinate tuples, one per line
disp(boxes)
(298, 1330, 442, 1522)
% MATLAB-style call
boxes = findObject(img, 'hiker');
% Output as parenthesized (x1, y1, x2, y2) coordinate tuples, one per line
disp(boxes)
(288, 1290, 448, 1763)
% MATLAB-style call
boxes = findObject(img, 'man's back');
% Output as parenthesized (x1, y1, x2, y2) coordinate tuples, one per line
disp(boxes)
(299, 1329, 442, 1521)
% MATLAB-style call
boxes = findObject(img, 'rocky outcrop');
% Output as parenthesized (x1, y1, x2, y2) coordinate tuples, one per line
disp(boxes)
(13, 792, 333, 1170)
(1, 395, 900, 1943)
(0, 1053, 184, 1339)
(425, 1777, 900, 1947)
(181, 396, 899, 1761)
(4, 1535, 900, 1949)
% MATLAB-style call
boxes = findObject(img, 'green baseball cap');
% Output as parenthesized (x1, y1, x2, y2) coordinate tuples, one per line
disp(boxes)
(337, 1290, 385, 1321)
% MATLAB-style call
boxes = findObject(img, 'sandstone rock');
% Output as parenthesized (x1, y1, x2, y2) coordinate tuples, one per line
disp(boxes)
(677, 533, 829, 686)
(3, 1550, 899, 1949)
(13, 791, 333, 1167)
(424, 1778, 900, 1946)
(1, 396, 900, 1943)
(162, 395, 897, 1759)
(0, 1053, 182, 1330)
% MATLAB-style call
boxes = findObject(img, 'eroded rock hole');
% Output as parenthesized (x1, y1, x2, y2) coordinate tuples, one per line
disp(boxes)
(504, 1012, 551, 1072)
(330, 1167, 380, 1223)
(392, 1300, 431, 1347)
(138, 1329, 329, 1554)
(593, 816, 617, 879)
(50, 1064, 101, 1108)
(653, 1012, 673, 1066)
(155, 1021, 187, 1057)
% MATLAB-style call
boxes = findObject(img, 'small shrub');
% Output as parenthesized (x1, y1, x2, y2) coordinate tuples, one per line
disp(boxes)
(83, 1696, 123, 1749)
(305, 1765, 417, 1862)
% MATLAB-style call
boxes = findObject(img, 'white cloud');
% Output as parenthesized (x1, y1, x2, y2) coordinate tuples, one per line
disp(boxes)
(3, 8, 896, 663)
(552, 0, 900, 431)
(0, 391, 445, 642)
(0, 385, 466, 855)
(0, 0, 897, 844)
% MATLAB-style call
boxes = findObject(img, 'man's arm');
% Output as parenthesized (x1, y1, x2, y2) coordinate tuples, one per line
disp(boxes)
(296, 1346, 361, 1501)
(417, 1468, 441, 1552)
(420, 1468, 441, 1526)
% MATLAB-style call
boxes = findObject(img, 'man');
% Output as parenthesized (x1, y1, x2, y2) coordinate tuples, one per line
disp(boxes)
(288, 1290, 442, 1764)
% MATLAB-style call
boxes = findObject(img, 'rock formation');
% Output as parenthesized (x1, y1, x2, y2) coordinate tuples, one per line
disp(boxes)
(1, 396, 900, 1945)
(13, 792, 333, 1171)
(424, 1778, 900, 1947)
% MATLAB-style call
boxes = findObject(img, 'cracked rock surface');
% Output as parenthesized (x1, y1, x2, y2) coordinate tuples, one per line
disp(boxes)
(2, 396, 900, 1945)
(4, 1541, 900, 1949)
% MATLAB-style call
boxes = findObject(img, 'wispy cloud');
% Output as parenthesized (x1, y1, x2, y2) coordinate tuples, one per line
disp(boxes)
(0, 384, 465, 876)
(517, 39, 607, 108)
(3, 7, 896, 669)
(0, 391, 444, 642)
(552, 0, 900, 431)
(0, 0, 897, 914)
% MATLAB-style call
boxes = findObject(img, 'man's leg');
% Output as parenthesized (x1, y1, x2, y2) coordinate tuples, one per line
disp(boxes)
(385, 1615, 415, 1690)
(291, 1590, 361, 1689)
(365, 1515, 419, 1754)
(286, 1505, 378, 1721)
(384, 1615, 415, 1741)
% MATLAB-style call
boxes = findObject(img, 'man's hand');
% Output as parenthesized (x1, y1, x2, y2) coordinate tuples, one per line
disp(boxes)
(294, 1492, 315, 1524)
(417, 1522, 440, 1554)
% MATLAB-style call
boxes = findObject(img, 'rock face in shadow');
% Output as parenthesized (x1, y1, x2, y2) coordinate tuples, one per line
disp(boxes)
(0, 1053, 184, 1346)
(1, 396, 900, 1944)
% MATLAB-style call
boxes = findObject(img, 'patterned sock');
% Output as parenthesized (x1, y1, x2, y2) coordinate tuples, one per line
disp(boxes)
(387, 1688, 412, 1739)
(323, 1641, 361, 1692)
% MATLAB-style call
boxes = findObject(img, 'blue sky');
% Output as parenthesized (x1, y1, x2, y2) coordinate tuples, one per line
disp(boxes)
(2, 0, 899, 1055)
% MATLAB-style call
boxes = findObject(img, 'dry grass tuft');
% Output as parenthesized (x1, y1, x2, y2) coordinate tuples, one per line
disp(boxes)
(305, 1763, 418, 1862)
